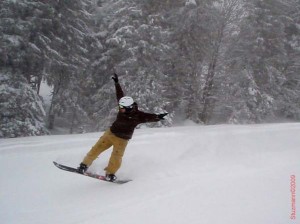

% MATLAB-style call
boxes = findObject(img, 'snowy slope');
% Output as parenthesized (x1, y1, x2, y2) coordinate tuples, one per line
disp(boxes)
(1, 123, 300, 224)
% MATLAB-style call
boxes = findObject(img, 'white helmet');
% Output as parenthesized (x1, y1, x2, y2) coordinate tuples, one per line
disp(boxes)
(119, 96, 134, 108)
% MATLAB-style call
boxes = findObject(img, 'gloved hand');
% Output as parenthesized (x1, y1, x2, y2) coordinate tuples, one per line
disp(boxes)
(112, 73, 119, 83)
(158, 113, 168, 120)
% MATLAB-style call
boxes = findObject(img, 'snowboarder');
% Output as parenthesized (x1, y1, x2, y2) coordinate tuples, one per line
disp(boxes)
(77, 74, 168, 181)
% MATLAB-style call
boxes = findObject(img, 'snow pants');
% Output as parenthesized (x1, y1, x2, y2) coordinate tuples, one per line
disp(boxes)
(82, 129, 128, 174)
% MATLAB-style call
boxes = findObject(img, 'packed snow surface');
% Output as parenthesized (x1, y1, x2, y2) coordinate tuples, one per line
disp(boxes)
(1, 123, 300, 224)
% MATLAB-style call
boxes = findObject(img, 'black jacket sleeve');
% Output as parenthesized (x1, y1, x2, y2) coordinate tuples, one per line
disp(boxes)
(115, 83, 124, 102)
(138, 111, 160, 123)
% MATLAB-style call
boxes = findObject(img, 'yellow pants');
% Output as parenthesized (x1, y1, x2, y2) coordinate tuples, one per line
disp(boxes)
(82, 130, 128, 174)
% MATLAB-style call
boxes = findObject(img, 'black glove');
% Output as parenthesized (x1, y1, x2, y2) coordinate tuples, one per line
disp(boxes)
(158, 113, 168, 120)
(112, 73, 119, 83)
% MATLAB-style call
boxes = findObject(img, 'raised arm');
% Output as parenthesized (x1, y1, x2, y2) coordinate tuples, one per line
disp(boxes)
(112, 73, 124, 101)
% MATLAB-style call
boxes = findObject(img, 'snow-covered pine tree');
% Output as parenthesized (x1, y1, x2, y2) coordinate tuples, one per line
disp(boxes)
(0, 0, 52, 94)
(0, 70, 48, 137)
(166, 0, 213, 123)
(44, 0, 98, 131)
(199, 0, 244, 124)
(89, 0, 172, 130)
(273, 0, 300, 120)
(0, 0, 50, 137)
(0, 0, 100, 133)
(167, 0, 241, 124)
(221, 0, 299, 123)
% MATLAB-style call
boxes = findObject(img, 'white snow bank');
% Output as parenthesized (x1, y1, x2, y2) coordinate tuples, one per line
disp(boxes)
(0, 123, 299, 224)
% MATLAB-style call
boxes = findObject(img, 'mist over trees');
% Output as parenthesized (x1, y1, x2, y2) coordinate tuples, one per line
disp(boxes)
(1, 0, 299, 137)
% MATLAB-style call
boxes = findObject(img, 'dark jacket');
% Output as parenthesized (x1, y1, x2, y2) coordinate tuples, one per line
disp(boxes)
(110, 83, 160, 140)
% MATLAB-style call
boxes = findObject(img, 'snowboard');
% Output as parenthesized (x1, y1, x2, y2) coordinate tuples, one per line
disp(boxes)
(53, 161, 131, 184)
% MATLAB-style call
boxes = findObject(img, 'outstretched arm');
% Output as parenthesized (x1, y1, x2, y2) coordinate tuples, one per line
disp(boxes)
(138, 112, 168, 123)
(112, 73, 124, 101)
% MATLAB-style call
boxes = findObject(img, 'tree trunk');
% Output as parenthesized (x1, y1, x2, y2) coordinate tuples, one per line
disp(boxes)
(69, 110, 76, 134)
(47, 95, 56, 130)
(47, 74, 63, 130)
(200, 54, 218, 124)
(200, 17, 227, 124)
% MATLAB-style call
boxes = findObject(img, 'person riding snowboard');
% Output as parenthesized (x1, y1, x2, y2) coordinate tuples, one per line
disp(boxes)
(77, 73, 168, 181)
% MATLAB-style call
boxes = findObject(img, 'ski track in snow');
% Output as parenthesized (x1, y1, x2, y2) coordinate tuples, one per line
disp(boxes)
(0, 123, 300, 224)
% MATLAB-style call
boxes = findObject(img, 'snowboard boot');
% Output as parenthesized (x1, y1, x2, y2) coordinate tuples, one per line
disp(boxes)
(105, 174, 117, 182)
(77, 163, 88, 174)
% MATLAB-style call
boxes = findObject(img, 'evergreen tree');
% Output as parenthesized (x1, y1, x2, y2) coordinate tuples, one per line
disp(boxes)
(221, 0, 299, 123)
(44, 0, 99, 131)
(0, 0, 99, 134)
(0, 0, 52, 92)
(274, 0, 300, 120)
(0, 0, 51, 137)
(89, 0, 172, 130)
(0, 70, 48, 137)
(167, 0, 243, 124)
(167, 0, 213, 123)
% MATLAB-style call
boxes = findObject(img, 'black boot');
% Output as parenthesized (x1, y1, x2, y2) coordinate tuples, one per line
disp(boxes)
(105, 174, 117, 182)
(77, 163, 88, 174)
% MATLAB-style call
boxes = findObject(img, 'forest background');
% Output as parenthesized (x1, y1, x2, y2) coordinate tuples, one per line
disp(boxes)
(1, 0, 299, 138)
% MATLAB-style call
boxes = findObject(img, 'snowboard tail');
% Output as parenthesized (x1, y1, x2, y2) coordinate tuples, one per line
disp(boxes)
(53, 161, 131, 184)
